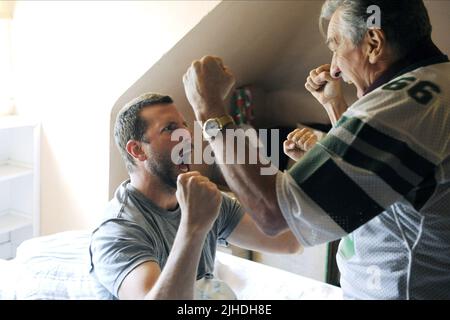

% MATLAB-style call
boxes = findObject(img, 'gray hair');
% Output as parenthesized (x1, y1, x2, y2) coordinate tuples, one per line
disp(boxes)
(320, 0, 432, 58)
(114, 92, 173, 172)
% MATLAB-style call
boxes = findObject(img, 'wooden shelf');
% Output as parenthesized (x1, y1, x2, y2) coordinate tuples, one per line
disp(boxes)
(0, 162, 33, 182)
(0, 211, 32, 234)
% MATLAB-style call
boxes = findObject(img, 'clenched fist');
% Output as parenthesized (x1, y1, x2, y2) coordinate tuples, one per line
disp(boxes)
(183, 56, 236, 122)
(283, 128, 318, 161)
(176, 171, 222, 234)
(305, 64, 348, 125)
(305, 64, 344, 105)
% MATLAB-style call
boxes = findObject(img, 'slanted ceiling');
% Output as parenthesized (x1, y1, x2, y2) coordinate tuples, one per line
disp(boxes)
(111, 1, 331, 127)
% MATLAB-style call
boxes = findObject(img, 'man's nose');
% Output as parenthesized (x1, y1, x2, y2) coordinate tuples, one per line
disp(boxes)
(331, 68, 342, 79)
(330, 55, 342, 79)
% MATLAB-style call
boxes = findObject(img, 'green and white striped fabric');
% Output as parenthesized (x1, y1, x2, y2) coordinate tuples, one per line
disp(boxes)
(276, 61, 450, 299)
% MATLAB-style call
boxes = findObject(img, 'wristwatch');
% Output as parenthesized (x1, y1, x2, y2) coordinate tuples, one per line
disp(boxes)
(202, 115, 235, 140)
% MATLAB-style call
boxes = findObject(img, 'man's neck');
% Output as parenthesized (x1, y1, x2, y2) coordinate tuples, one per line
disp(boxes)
(364, 38, 448, 96)
(129, 172, 178, 211)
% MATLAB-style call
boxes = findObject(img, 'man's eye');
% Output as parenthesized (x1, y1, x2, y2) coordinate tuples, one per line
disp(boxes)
(162, 124, 177, 132)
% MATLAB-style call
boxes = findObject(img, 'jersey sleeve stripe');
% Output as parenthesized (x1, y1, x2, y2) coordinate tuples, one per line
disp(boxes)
(288, 147, 384, 233)
(335, 116, 435, 178)
(331, 126, 424, 185)
(319, 135, 415, 196)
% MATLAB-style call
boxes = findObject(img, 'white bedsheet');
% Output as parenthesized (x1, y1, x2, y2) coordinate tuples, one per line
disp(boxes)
(0, 230, 342, 300)
(215, 252, 342, 299)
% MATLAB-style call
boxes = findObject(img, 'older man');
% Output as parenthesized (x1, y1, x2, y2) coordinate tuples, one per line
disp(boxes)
(183, 0, 450, 299)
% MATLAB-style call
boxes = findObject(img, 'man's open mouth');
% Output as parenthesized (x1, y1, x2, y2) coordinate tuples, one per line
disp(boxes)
(178, 163, 190, 173)
(177, 147, 192, 173)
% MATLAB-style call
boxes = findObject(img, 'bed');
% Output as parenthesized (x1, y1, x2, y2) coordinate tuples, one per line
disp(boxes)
(0, 230, 342, 300)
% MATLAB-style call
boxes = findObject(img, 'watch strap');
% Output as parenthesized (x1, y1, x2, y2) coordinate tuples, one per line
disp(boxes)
(216, 115, 235, 129)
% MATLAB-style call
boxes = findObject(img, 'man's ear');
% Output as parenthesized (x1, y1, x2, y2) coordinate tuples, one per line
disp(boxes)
(126, 140, 148, 162)
(366, 28, 386, 64)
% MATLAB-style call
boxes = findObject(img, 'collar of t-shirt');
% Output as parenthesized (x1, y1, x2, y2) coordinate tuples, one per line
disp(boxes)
(125, 182, 181, 220)
(364, 37, 449, 96)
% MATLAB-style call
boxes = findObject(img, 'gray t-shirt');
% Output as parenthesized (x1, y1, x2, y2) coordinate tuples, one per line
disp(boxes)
(89, 180, 244, 299)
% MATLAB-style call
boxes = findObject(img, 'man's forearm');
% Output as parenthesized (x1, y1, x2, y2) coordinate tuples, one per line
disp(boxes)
(324, 100, 348, 126)
(209, 126, 288, 235)
(145, 226, 207, 300)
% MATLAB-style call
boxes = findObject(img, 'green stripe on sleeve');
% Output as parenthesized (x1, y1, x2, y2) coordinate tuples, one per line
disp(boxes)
(320, 135, 414, 196)
(337, 116, 435, 179)
(288, 145, 330, 184)
(288, 147, 384, 233)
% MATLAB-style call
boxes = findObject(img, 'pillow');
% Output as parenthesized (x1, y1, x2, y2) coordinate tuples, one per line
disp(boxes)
(10, 230, 112, 300)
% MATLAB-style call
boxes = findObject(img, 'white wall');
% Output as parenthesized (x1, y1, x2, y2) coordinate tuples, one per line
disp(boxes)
(425, 0, 450, 55)
(10, 0, 219, 234)
(0, 18, 14, 115)
(0, 1, 15, 19)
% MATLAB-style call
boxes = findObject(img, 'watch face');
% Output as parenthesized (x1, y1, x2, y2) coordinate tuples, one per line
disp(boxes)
(205, 119, 220, 137)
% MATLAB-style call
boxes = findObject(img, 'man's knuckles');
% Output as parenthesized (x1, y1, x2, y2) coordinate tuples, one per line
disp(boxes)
(315, 64, 331, 74)
(201, 56, 222, 70)
(177, 171, 200, 183)
(309, 69, 318, 78)
(287, 128, 300, 140)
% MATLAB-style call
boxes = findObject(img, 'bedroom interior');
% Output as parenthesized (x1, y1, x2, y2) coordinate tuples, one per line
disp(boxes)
(0, 0, 449, 299)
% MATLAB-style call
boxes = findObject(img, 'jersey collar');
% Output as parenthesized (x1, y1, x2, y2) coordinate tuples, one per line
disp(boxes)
(364, 37, 449, 96)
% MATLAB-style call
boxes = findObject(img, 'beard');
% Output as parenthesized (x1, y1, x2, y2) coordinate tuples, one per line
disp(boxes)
(144, 151, 178, 190)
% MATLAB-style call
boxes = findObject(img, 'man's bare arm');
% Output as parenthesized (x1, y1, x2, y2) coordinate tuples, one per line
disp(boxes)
(119, 227, 207, 299)
(183, 56, 289, 236)
(209, 129, 289, 235)
(145, 227, 209, 299)
(119, 171, 222, 299)
(228, 213, 302, 254)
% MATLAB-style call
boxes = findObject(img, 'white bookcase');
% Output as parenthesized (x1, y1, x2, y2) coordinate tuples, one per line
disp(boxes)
(0, 116, 40, 259)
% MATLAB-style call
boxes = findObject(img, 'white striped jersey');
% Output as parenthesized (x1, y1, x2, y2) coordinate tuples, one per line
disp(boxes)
(276, 61, 450, 299)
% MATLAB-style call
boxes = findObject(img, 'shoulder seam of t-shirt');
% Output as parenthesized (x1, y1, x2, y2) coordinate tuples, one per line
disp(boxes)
(117, 187, 130, 219)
